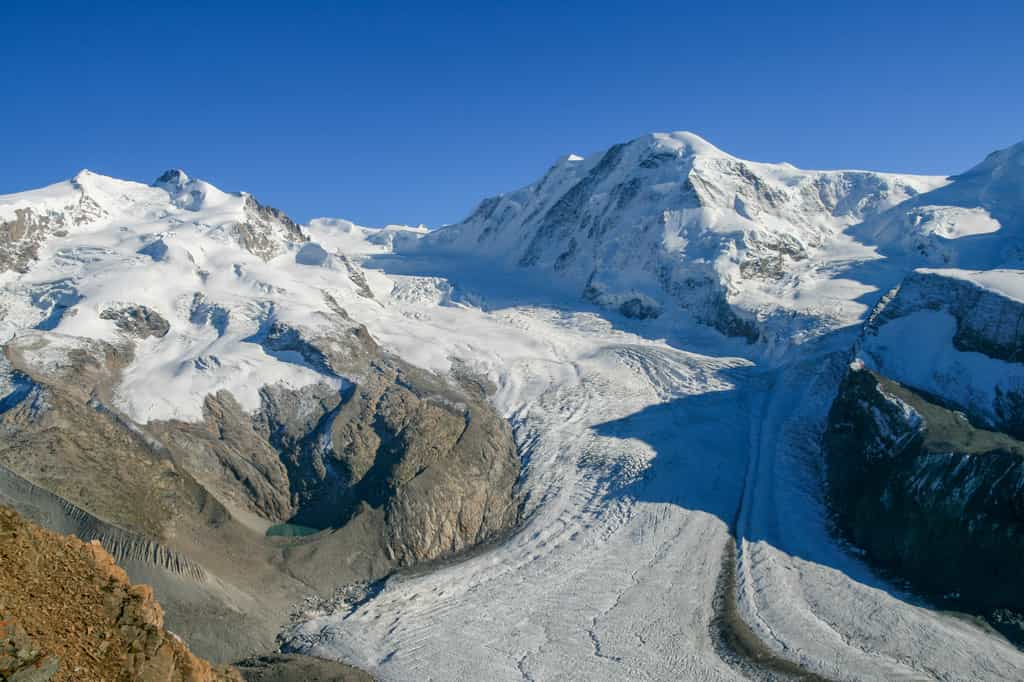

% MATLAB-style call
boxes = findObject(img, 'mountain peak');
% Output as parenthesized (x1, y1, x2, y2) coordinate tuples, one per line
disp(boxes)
(958, 139, 1024, 180)
(72, 168, 111, 185)
(641, 131, 727, 157)
(153, 168, 190, 188)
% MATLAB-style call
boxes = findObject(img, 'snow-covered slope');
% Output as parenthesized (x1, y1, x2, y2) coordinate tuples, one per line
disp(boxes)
(858, 268, 1024, 434)
(859, 141, 1024, 267)
(0, 170, 377, 422)
(416, 131, 947, 342)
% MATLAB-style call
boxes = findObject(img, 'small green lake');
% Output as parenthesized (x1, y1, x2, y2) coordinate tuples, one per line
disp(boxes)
(266, 523, 321, 537)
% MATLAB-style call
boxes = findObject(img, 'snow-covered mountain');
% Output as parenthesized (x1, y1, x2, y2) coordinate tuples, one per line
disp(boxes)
(419, 131, 951, 341)
(0, 170, 404, 422)
(0, 168, 521, 662)
(859, 140, 1024, 266)
(2, 132, 1024, 680)
(859, 267, 1024, 432)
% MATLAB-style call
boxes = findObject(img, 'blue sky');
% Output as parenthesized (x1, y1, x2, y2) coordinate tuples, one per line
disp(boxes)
(2, 1, 1022, 226)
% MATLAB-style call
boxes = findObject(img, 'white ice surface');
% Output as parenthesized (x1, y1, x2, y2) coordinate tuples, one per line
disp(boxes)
(282, 248, 1024, 681)
(916, 267, 1024, 303)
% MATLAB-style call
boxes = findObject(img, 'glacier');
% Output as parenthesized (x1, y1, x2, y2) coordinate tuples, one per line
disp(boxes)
(2, 131, 1024, 679)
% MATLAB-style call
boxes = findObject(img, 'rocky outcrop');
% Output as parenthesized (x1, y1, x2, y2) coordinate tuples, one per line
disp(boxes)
(233, 195, 308, 261)
(0, 165, 523, 668)
(825, 368, 1024, 609)
(99, 304, 171, 339)
(0, 192, 104, 273)
(331, 357, 520, 564)
(3, 294, 520, 559)
(150, 168, 308, 261)
(151, 314, 521, 564)
(824, 270, 1024, 637)
(0, 505, 240, 682)
(0, 334, 228, 542)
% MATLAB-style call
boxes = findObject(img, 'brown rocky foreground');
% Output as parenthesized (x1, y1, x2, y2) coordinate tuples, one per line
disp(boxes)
(0, 504, 241, 682)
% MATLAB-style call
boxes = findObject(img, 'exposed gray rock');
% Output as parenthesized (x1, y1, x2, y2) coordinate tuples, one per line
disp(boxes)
(824, 268, 1024, 642)
(233, 195, 308, 261)
(99, 303, 171, 339)
(0, 191, 104, 273)
(0, 608, 60, 682)
(337, 254, 375, 299)
(148, 390, 297, 524)
(238, 316, 520, 563)
(153, 169, 190, 189)
(0, 334, 225, 541)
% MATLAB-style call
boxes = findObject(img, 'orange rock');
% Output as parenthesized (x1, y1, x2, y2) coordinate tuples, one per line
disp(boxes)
(0, 504, 242, 682)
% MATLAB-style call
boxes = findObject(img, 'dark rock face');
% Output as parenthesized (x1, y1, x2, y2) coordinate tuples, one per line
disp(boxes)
(0, 335, 227, 541)
(0, 208, 53, 274)
(824, 367, 1024, 615)
(229, 316, 520, 563)
(3, 311, 521, 566)
(618, 297, 661, 320)
(154, 169, 189, 187)
(99, 304, 171, 339)
(337, 254, 375, 299)
(824, 272, 1024, 638)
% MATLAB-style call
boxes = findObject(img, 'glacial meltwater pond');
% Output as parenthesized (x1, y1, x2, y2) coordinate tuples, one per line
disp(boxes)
(266, 523, 321, 538)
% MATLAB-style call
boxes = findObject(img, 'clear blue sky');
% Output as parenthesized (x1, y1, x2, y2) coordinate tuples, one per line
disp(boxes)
(3, 1, 1022, 226)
